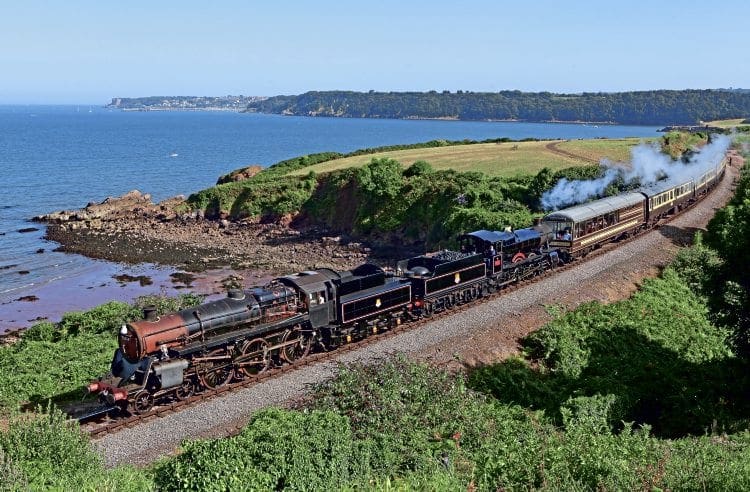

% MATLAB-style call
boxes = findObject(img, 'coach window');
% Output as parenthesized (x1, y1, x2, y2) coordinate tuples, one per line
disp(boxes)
(552, 221, 572, 239)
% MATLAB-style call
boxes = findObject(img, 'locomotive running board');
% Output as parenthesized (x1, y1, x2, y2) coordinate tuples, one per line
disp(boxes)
(65, 401, 121, 422)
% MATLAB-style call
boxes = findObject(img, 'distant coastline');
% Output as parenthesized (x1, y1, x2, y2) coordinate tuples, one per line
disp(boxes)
(107, 95, 267, 112)
(119, 107, 244, 112)
(108, 89, 750, 126)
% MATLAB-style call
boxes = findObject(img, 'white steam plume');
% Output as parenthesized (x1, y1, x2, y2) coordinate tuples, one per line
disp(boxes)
(541, 134, 732, 211)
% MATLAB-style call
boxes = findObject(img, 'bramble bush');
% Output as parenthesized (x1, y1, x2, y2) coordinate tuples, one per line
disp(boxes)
(470, 267, 744, 436)
(149, 356, 750, 490)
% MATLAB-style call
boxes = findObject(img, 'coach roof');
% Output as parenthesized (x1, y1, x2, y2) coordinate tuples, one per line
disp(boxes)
(543, 192, 645, 223)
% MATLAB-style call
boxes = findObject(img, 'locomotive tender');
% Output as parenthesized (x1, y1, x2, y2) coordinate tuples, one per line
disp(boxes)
(81, 155, 727, 419)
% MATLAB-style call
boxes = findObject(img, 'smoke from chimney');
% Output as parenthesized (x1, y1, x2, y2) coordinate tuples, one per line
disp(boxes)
(541, 134, 732, 211)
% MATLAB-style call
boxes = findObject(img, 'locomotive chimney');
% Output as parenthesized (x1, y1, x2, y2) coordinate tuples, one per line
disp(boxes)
(143, 305, 158, 322)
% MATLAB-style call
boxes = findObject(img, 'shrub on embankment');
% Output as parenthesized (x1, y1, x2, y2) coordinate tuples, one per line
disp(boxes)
(155, 356, 750, 491)
(0, 407, 152, 491)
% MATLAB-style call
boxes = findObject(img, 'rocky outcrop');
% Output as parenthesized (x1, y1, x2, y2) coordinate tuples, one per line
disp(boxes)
(216, 165, 263, 184)
(34, 190, 398, 274)
(34, 190, 187, 231)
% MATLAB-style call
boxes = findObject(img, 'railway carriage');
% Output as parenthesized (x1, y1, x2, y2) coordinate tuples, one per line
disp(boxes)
(695, 168, 715, 197)
(641, 179, 695, 224)
(543, 193, 646, 258)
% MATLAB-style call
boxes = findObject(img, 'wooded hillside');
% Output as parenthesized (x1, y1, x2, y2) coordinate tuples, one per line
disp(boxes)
(245, 89, 750, 125)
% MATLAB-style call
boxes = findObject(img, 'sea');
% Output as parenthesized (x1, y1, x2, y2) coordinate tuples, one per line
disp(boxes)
(0, 105, 661, 332)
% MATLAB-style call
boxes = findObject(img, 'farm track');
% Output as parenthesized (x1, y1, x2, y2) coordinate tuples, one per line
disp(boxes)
(91, 157, 741, 467)
(545, 141, 600, 164)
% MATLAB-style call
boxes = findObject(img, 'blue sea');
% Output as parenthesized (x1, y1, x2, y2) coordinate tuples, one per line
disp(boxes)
(0, 105, 661, 330)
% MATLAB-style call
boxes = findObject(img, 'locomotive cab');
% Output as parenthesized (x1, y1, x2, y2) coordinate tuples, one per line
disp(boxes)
(459, 228, 545, 275)
(278, 269, 341, 328)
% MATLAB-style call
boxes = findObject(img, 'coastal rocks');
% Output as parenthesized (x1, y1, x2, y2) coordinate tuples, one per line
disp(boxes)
(34, 190, 188, 232)
(36, 189, 404, 278)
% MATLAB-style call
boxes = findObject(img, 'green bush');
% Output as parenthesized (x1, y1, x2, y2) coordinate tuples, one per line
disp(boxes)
(471, 268, 742, 436)
(132, 292, 205, 314)
(57, 301, 138, 338)
(0, 406, 152, 490)
(19, 321, 56, 343)
(155, 408, 353, 491)
(402, 160, 434, 178)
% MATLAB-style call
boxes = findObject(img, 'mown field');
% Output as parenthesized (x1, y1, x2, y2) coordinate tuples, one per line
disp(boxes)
(705, 118, 748, 128)
(287, 138, 646, 178)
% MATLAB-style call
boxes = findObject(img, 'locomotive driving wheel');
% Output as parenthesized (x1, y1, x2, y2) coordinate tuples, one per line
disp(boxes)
(200, 348, 234, 389)
(236, 338, 270, 377)
(132, 390, 154, 415)
(280, 326, 311, 363)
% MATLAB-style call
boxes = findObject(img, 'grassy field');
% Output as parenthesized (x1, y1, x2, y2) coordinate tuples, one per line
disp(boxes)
(704, 118, 749, 128)
(288, 138, 649, 178)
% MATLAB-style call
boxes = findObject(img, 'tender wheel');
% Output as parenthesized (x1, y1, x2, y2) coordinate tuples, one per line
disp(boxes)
(175, 378, 195, 400)
(132, 390, 154, 415)
(236, 338, 270, 377)
(201, 348, 234, 389)
(280, 327, 311, 363)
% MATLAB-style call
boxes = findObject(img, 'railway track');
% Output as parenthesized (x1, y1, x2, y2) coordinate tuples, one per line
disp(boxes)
(80, 171, 735, 439)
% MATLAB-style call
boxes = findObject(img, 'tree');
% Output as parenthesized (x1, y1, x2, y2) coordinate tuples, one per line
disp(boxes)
(356, 158, 403, 199)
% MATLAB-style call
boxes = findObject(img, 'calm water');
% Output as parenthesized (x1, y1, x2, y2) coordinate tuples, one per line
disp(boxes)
(0, 105, 660, 330)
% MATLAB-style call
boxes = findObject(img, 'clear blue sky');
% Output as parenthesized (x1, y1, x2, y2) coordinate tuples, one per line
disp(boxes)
(2, 0, 748, 104)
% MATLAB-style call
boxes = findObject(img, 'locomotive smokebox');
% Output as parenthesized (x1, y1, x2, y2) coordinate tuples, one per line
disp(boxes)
(143, 306, 158, 322)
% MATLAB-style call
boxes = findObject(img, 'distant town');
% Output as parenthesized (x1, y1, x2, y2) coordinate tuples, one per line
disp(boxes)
(106, 95, 266, 111)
